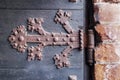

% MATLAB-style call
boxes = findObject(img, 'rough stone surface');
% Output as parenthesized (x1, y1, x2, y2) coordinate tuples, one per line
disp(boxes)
(94, 0, 120, 80)
(95, 24, 110, 41)
(94, 0, 120, 3)
(95, 64, 105, 80)
(95, 44, 120, 62)
(94, 3, 120, 23)
(107, 64, 120, 80)
(95, 64, 120, 80)
(95, 24, 120, 42)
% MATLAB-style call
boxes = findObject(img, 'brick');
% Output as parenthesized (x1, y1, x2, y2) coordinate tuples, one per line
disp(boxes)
(94, 0, 120, 80)
(95, 44, 120, 62)
(107, 64, 120, 80)
(95, 24, 109, 41)
(95, 64, 120, 80)
(95, 64, 105, 80)
(95, 24, 120, 42)
(94, 0, 120, 3)
(94, 3, 120, 23)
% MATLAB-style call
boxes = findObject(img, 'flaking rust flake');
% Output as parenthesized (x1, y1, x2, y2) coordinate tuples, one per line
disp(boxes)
(8, 10, 83, 69)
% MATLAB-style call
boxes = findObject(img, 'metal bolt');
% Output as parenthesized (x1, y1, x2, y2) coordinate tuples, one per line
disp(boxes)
(63, 38, 66, 41)
(63, 54, 67, 57)
(46, 38, 49, 41)
(53, 42, 56, 45)
(58, 63, 63, 68)
(70, 30, 73, 33)
(70, 37, 75, 42)
(13, 43, 18, 47)
(51, 32, 55, 37)
(13, 31, 18, 35)
(37, 38, 41, 41)
(53, 37, 58, 42)
(70, 45, 73, 49)
(68, 75, 77, 80)
(66, 34, 70, 37)
(42, 43, 45, 46)
(36, 47, 40, 51)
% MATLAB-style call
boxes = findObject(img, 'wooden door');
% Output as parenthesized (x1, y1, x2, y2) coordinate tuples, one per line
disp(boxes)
(0, 0, 88, 80)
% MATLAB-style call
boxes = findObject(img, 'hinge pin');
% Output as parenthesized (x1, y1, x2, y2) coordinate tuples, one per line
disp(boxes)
(87, 29, 95, 66)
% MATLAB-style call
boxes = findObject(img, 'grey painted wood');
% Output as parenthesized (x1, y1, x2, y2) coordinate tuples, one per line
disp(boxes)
(0, 68, 84, 80)
(0, 0, 6, 8)
(0, 10, 85, 80)
(0, 0, 87, 79)
(0, 10, 84, 67)
(0, 0, 85, 9)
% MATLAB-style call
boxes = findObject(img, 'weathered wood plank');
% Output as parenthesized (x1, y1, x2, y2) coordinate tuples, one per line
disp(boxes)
(0, 68, 84, 80)
(0, 0, 84, 9)
(0, 10, 84, 68)
(0, 0, 87, 80)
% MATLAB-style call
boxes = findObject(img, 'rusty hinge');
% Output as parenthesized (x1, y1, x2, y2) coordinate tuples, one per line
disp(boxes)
(8, 10, 84, 69)
(87, 29, 95, 66)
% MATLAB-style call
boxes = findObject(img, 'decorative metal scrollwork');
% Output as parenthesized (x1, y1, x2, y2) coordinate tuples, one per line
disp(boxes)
(8, 10, 83, 69)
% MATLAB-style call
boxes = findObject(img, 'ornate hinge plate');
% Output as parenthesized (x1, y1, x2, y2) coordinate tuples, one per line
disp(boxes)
(8, 10, 83, 69)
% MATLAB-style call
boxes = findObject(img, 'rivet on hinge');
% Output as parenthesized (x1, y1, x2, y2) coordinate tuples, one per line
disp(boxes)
(69, 0, 77, 2)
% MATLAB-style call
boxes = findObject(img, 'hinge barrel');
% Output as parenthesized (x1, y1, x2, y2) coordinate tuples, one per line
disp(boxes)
(87, 29, 95, 66)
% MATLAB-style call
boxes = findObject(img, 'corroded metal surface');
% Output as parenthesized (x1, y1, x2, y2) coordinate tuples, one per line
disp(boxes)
(9, 25, 27, 52)
(87, 30, 95, 66)
(8, 10, 83, 69)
